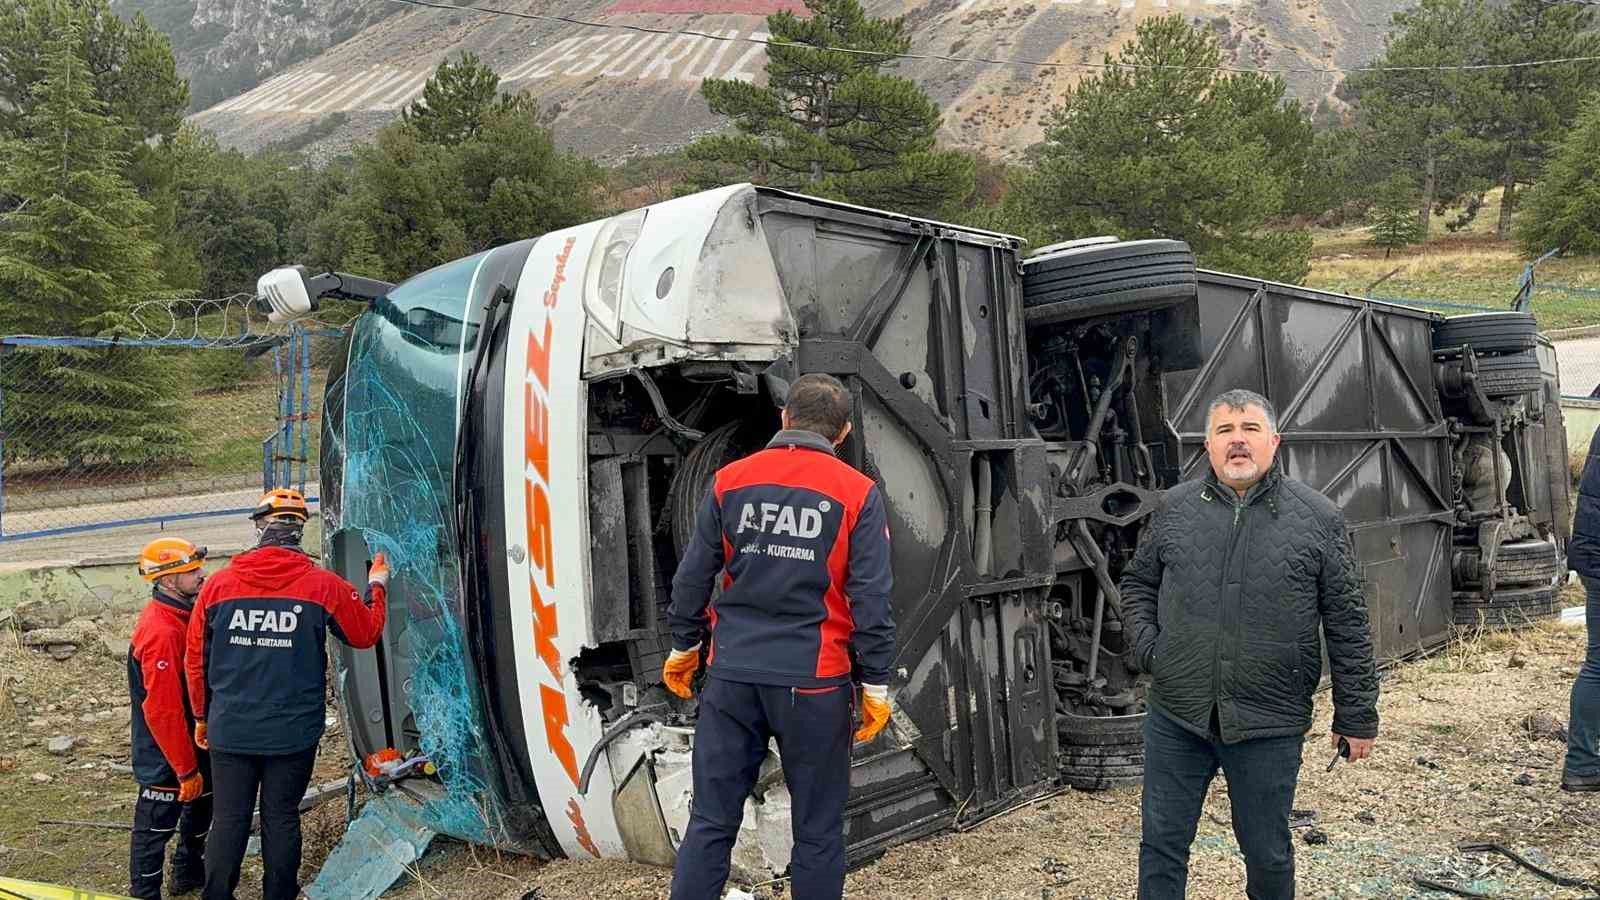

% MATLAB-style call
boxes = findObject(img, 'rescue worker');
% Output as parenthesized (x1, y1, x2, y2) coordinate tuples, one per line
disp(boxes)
(184, 488, 389, 900)
(129, 538, 213, 899)
(1562, 421, 1600, 792)
(664, 373, 896, 900)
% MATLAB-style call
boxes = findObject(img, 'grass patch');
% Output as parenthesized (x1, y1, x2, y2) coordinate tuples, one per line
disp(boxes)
(1306, 191, 1600, 331)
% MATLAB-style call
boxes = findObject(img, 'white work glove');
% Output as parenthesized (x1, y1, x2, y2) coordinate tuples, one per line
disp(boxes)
(368, 552, 390, 589)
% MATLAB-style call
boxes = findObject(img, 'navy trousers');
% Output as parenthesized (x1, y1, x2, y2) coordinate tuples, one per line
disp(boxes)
(671, 676, 853, 900)
(1138, 707, 1305, 900)
(203, 747, 317, 900)
(1567, 576, 1600, 779)
(129, 766, 212, 899)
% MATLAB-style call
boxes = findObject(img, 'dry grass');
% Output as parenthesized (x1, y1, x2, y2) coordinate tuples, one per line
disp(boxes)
(0, 611, 359, 898)
(394, 600, 1597, 900)
(2, 595, 1593, 900)
(1304, 190, 1600, 331)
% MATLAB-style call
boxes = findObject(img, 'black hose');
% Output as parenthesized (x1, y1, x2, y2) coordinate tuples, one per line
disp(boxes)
(577, 710, 671, 795)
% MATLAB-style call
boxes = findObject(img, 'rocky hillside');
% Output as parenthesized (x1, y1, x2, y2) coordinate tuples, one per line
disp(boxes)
(162, 0, 1410, 161)
(112, 0, 396, 110)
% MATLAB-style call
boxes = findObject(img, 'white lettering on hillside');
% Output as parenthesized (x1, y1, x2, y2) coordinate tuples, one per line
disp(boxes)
(958, 0, 1237, 9)
(197, 27, 779, 117)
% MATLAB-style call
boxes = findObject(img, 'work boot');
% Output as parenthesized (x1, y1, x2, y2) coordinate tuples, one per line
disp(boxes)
(1560, 769, 1600, 792)
(168, 852, 205, 895)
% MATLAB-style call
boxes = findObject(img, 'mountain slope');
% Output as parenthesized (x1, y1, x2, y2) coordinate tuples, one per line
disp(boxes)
(178, 0, 1409, 161)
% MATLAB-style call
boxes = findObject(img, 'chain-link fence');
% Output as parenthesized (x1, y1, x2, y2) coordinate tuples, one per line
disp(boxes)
(0, 329, 347, 541)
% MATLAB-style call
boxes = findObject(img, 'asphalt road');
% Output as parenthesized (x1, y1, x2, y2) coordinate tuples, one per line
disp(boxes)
(1557, 335, 1600, 398)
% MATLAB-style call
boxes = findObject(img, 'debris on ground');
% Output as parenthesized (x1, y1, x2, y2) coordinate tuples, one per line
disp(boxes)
(1302, 827, 1330, 846)
(29, 772, 51, 783)
(1513, 773, 1537, 786)
(1522, 711, 1569, 743)
(11, 599, 70, 633)
(45, 736, 78, 757)
(1417, 755, 1442, 770)
(19, 619, 98, 661)
(303, 791, 437, 900)
(4, 599, 1599, 899)
(98, 636, 130, 659)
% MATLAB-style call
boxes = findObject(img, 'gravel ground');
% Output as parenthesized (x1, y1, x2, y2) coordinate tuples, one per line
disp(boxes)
(2, 594, 1595, 900)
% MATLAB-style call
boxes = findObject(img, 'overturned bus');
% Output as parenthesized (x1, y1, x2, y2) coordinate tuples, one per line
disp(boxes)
(273, 184, 1570, 874)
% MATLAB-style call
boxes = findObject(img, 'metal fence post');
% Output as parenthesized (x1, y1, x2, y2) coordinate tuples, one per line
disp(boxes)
(0, 340, 9, 541)
(268, 340, 286, 490)
(299, 327, 311, 497)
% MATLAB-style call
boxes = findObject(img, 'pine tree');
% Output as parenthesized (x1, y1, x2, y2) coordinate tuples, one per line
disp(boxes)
(403, 52, 527, 146)
(0, 13, 186, 468)
(686, 0, 973, 216)
(1368, 175, 1425, 258)
(1517, 92, 1600, 256)
(1347, 0, 1499, 239)
(1013, 15, 1313, 283)
(1481, 0, 1600, 238)
(1, 1, 192, 287)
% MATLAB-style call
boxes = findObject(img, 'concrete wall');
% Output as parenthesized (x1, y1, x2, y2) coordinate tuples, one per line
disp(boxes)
(1564, 397, 1600, 459)
(0, 521, 322, 618)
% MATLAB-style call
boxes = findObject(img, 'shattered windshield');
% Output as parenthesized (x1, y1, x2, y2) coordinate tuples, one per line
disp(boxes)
(323, 251, 514, 841)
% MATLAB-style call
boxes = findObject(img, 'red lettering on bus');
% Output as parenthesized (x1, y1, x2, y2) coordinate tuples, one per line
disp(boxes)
(541, 682, 581, 785)
(566, 799, 601, 857)
(525, 381, 550, 484)
(530, 574, 563, 683)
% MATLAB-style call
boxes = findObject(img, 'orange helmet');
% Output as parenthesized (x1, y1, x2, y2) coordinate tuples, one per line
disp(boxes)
(251, 488, 309, 524)
(139, 538, 207, 582)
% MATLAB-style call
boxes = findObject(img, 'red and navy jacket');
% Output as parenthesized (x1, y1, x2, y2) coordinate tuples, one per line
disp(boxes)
(129, 588, 202, 787)
(668, 429, 896, 688)
(185, 546, 386, 755)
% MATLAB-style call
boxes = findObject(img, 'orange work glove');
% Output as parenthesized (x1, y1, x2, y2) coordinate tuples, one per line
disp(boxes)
(177, 770, 204, 803)
(193, 720, 208, 750)
(855, 684, 890, 744)
(369, 552, 390, 589)
(661, 646, 701, 699)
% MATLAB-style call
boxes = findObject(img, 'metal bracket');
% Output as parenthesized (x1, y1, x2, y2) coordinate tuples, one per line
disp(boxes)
(1052, 481, 1163, 529)
(1476, 519, 1505, 597)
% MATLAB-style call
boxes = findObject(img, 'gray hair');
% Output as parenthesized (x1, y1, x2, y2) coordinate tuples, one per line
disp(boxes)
(1205, 388, 1277, 433)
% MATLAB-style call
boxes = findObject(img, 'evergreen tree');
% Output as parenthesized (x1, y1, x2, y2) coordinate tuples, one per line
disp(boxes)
(403, 52, 527, 146)
(1481, 0, 1600, 237)
(1012, 15, 1313, 283)
(1368, 175, 1425, 257)
(1517, 92, 1600, 255)
(1, 0, 193, 288)
(166, 127, 300, 298)
(0, 0, 188, 145)
(0, 12, 186, 467)
(1346, 0, 1498, 238)
(686, 0, 973, 216)
(327, 102, 606, 282)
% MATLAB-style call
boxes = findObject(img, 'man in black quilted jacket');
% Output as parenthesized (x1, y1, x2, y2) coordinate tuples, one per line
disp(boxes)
(1122, 388, 1379, 900)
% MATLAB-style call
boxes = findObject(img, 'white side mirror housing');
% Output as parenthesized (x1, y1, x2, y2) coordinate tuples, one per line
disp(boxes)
(257, 266, 318, 324)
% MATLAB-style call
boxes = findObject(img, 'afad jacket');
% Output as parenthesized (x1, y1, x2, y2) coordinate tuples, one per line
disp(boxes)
(668, 429, 896, 689)
(185, 546, 386, 754)
(129, 588, 202, 786)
